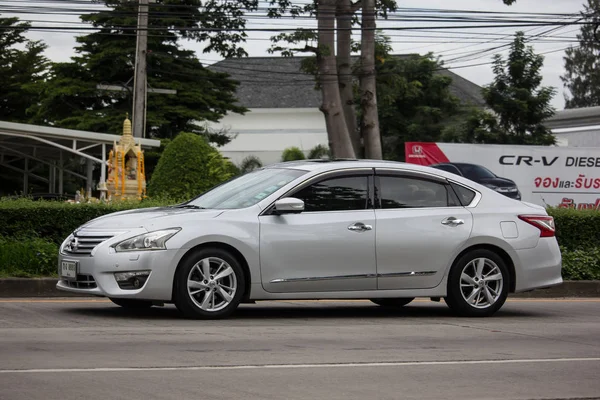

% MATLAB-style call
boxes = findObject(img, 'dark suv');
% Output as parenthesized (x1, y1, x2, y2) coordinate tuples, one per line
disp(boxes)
(429, 162, 521, 200)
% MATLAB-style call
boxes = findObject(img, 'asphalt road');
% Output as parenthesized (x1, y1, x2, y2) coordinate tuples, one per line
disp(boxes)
(0, 298, 599, 400)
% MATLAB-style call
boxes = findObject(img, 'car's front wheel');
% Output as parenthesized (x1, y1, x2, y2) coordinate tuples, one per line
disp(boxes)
(174, 248, 245, 320)
(370, 298, 414, 308)
(109, 298, 153, 309)
(445, 249, 509, 317)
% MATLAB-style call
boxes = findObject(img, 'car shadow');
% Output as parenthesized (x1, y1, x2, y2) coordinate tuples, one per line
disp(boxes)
(63, 301, 545, 321)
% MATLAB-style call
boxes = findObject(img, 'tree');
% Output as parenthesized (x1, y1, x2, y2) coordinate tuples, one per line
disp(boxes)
(484, 31, 556, 144)
(0, 17, 49, 123)
(148, 132, 234, 200)
(375, 51, 463, 161)
(446, 32, 556, 145)
(316, 0, 356, 158)
(268, 0, 517, 159)
(359, 0, 382, 159)
(561, 0, 600, 108)
(29, 0, 255, 142)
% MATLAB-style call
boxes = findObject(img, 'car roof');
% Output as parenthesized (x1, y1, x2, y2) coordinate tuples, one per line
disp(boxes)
(433, 162, 471, 167)
(264, 159, 447, 174)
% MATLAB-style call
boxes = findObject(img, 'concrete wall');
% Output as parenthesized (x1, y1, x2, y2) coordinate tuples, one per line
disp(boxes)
(552, 125, 600, 147)
(206, 107, 600, 167)
(205, 107, 328, 165)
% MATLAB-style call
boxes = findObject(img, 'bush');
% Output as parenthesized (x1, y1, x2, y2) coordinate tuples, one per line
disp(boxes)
(281, 147, 306, 162)
(0, 236, 58, 277)
(239, 155, 263, 173)
(561, 247, 600, 280)
(547, 208, 600, 251)
(3, 196, 600, 279)
(148, 132, 234, 200)
(0, 197, 174, 245)
(308, 144, 330, 159)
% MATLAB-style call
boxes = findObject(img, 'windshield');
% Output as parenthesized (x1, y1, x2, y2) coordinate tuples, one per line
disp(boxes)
(185, 168, 307, 209)
(456, 164, 496, 180)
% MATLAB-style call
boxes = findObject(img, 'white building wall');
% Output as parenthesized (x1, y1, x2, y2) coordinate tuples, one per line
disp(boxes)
(207, 107, 600, 166)
(205, 107, 328, 165)
(552, 125, 600, 147)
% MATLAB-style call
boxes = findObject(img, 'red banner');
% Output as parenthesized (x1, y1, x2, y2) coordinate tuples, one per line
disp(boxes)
(405, 142, 449, 165)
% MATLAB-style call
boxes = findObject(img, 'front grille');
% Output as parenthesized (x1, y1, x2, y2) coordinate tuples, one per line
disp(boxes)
(63, 234, 113, 256)
(65, 274, 97, 289)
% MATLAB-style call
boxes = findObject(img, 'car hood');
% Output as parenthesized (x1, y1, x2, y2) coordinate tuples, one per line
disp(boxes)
(477, 177, 517, 188)
(79, 206, 225, 231)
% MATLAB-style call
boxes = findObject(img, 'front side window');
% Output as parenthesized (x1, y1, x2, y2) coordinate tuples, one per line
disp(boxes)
(291, 176, 369, 212)
(378, 176, 459, 208)
(187, 168, 307, 209)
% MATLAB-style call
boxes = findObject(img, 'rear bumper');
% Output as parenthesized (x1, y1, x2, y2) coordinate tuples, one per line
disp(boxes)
(513, 238, 563, 293)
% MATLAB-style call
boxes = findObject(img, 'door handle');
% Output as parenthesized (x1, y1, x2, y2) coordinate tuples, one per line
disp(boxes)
(441, 217, 464, 226)
(348, 222, 373, 232)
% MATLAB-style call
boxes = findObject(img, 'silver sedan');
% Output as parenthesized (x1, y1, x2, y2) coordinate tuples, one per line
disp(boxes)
(57, 160, 562, 319)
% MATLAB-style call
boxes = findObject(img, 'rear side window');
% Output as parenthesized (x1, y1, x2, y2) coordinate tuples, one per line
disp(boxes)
(450, 182, 476, 206)
(378, 176, 460, 208)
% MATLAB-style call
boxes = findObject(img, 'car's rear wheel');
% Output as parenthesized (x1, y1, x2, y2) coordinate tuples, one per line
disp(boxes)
(445, 249, 509, 317)
(174, 248, 245, 320)
(109, 298, 153, 309)
(370, 298, 415, 308)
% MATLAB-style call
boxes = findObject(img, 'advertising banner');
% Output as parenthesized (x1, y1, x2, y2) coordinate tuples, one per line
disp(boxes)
(405, 142, 600, 209)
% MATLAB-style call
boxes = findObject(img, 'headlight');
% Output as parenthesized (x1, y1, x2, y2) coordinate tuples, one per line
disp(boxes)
(483, 184, 499, 190)
(113, 229, 180, 252)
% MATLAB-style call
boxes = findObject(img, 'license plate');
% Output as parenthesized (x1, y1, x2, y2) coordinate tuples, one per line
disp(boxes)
(61, 261, 78, 280)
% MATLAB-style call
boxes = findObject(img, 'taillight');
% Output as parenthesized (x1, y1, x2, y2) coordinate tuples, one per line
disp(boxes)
(518, 215, 556, 237)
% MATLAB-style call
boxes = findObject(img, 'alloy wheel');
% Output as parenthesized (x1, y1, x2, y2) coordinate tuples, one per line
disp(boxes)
(187, 257, 238, 313)
(459, 257, 503, 309)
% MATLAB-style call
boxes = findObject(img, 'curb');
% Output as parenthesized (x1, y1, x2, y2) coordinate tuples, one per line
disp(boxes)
(512, 281, 600, 298)
(0, 278, 88, 298)
(0, 278, 599, 298)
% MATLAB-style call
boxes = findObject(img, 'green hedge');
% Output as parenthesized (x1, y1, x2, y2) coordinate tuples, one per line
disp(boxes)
(561, 247, 600, 280)
(0, 198, 175, 245)
(1, 200, 600, 279)
(0, 237, 58, 278)
(547, 208, 600, 251)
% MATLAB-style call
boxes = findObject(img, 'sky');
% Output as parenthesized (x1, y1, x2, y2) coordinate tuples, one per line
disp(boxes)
(7, 0, 589, 110)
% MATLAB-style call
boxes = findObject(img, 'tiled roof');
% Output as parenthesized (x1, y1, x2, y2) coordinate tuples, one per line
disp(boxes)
(210, 55, 485, 109)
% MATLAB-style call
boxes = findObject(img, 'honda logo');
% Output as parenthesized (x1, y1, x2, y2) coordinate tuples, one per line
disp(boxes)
(412, 145, 423, 155)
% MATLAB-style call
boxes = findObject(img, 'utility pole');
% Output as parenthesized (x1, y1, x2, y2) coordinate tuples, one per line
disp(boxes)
(99, 0, 176, 138)
(132, 0, 149, 138)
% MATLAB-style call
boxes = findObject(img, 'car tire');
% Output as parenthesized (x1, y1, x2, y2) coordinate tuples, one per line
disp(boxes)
(370, 298, 415, 308)
(444, 249, 509, 317)
(174, 247, 245, 320)
(109, 298, 153, 309)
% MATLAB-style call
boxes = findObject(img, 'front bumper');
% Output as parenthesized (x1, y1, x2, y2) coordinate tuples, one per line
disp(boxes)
(57, 247, 182, 301)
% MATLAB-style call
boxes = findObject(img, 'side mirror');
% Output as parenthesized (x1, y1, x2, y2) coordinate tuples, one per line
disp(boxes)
(273, 197, 305, 215)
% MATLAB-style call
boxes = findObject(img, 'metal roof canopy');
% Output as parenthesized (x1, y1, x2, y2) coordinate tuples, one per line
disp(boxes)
(0, 120, 160, 196)
(546, 106, 600, 130)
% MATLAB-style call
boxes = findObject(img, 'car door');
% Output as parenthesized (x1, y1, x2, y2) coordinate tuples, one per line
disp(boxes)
(374, 170, 473, 290)
(259, 169, 377, 293)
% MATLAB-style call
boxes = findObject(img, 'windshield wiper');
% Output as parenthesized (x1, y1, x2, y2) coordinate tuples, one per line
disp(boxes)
(174, 204, 206, 209)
